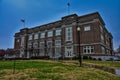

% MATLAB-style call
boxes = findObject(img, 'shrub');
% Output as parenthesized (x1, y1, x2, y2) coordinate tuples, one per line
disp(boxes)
(98, 58, 102, 61)
(83, 56, 88, 59)
(93, 58, 97, 60)
(31, 56, 49, 59)
(89, 56, 92, 60)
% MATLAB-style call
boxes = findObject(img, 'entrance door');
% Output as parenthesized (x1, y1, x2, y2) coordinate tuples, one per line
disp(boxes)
(65, 46, 73, 58)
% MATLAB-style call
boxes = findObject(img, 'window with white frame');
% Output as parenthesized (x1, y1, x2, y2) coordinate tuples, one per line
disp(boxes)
(101, 34, 104, 43)
(106, 35, 109, 46)
(56, 29, 61, 36)
(65, 27, 72, 41)
(55, 40, 61, 57)
(21, 36, 24, 47)
(55, 47, 61, 57)
(47, 41, 52, 57)
(17, 39, 20, 42)
(83, 46, 94, 54)
(106, 49, 109, 54)
(34, 33, 38, 39)
(40, 32, 45, 38)
(65, 45, 73, 57)
(84, 26, 90, 31)
(33, 41, 38, 48)
(48, 31, 53, 37)
(101, 46, 105, 54)
(28, 42, 32, 49)
(29, 35, 32, 40)
(100, 25, 103, 33)
(39, 42, 45, 55)
(55, 40, 61, 46)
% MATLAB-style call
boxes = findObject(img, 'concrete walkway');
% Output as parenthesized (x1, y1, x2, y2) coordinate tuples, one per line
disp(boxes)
(115, 69, 120, 76)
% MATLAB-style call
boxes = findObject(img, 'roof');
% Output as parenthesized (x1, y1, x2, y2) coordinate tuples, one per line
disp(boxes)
(78, 12, 105, 25)
(15, 12, 106, 35)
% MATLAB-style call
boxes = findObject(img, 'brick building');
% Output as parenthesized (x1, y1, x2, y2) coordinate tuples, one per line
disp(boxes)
(14, 12, 113, 59)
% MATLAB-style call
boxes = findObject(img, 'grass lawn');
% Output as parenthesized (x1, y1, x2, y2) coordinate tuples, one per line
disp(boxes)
(83, 60, 120, 69)
(0, 60, 120, 80)
(61, 60, 120, 69)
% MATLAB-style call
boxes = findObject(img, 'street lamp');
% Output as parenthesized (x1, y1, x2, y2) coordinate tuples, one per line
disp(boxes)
(13, 49, 19, 74)
(77, 26, 82, 67)
(13, 50, 16, 74)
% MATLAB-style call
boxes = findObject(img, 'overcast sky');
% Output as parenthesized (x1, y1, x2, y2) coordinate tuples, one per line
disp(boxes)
(0, 0, 120, 50)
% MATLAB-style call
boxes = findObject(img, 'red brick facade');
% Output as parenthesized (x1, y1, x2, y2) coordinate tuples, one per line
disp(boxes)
(14, 12, 113, 58)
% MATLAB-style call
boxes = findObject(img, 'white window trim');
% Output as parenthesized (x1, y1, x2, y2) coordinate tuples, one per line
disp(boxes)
(55, 40, 61, 58)
(34, 33, 38, 39)
(33, 41, 38, 48)
(101, 46, 105, 54)
(39, 41, 45, 56)
(48, 31, 53, 37)
(28, 42, 32, 46)
(101, 34, 104, 43)
(21, 36, 24, 47)
(65, 45, 74, 57)
(84, 26, 91, 31)
(17, 39, 20, 42)
(40, 32, 45, 38)
(65, 27, 73, 41)
(83, 46, 94, 54)
(47, 41, 53, 58)
(100, 25, 103, 33)
(28, 35, 32, 40)
(56, 29, 61, 36)
(55, 40, 61, 46)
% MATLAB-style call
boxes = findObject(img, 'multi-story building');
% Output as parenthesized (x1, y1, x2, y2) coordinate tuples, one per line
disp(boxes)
(14, 12, 113, 59)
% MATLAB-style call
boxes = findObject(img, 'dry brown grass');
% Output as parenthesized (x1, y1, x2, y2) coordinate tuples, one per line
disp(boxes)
(0, 70, 24, 80)
(0, 60, 120, 80)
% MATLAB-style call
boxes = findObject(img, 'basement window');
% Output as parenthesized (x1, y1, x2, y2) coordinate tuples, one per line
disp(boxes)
(83, 46, 94, 54)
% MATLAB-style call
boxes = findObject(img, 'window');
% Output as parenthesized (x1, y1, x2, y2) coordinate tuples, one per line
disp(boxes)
(47, 41, 52, 48)
(101, 46, 105, 54)
(33, 42, 38, 48)
(55, 40, 61, 46)
(55, 47, 61, 57)
(39, 42, 45, 56)
(106, 49, 109, 54)
(40, 32, 45, 38)
(101, 34, 104, 43)
(56, 29, 61, 36)
(55, 40, 61, 58)
(29, 35, 32, 40)
(100, 25, 103, 33)
(17, 39, 20, 42)
(84, 26, 90, 31)
(28, 42, 32, 49)
(47, 41, 52, 57)
(83, 46, 94, 54)
(66, 27, 72, 41)
(65, 45, 73, 57)
(48, 31, 53, 37)
(34, 33, 38, 39)
(21, 36, 24, 46)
